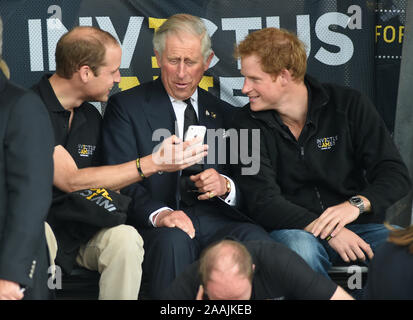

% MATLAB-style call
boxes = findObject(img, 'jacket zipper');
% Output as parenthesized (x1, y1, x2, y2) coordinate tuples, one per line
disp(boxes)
(314, 186, 325, 211)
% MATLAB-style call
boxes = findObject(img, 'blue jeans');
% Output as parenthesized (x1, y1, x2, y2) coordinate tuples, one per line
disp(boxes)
(269, 224, 392, 277)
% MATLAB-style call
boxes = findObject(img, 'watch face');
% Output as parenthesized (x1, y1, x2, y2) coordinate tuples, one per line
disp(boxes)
(349, 196, 365, 213)
(351, 197, 362, 205)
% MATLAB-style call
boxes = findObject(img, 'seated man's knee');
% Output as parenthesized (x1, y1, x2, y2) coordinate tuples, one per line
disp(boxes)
(270, 229, 322, 259)
(105, 225, 144, 259)
(150, 227, 193, 250)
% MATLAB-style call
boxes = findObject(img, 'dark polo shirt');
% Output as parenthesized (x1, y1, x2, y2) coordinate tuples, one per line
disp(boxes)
(32, 74, 102, 199)
(31, 74, 104, 273)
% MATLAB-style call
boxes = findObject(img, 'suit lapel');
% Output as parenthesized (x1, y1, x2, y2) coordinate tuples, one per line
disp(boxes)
(141, 78, 177, 137)
(141, 78, 180, 208)
(198, 90, 217, 132)
(197, 89, 223, 170)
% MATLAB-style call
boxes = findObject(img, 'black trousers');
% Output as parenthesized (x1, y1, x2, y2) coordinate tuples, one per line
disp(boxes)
(138, 201, 272, 299)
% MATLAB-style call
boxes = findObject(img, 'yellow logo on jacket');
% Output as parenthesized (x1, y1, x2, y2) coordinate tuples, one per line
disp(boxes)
(316, 136, 338, 150)
(78, 144, 96, 157)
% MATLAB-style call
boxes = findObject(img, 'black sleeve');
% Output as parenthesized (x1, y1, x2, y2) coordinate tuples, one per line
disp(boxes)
(347, 91, 411, 221)
(280, 246, 337, 300)
(161, 262, 200, 300)
(0, 92, 54, 287)
(231, 110, 318, 230)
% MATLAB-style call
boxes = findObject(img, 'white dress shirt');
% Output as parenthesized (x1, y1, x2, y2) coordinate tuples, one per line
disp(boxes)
(149, 91, 237, 226)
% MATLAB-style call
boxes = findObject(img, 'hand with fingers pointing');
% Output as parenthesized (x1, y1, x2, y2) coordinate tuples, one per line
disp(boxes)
(190, 168, 228, 201)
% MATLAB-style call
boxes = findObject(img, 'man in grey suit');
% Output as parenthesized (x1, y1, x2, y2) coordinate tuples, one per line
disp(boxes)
(0, 16, 54, 300)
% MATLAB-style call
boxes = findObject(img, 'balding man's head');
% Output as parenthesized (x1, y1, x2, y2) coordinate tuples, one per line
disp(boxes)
(55, 26, 119, 79)
(199, 240, 254, 300)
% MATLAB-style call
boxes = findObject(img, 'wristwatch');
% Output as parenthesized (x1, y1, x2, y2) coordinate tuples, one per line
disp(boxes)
(348, 196, 365, 214)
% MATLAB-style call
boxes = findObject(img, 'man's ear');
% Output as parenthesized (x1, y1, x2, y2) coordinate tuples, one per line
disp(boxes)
(78, 65, 91, 83)
(203, 51, 215, 71)
(154, 50, 162, 68)
(278, 69, 292, 85)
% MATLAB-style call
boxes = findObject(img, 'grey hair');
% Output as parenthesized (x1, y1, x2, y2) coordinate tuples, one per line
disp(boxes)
(153, 13, 212, 63)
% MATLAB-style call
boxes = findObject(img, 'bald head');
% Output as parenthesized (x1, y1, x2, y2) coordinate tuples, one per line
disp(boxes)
(55, 26, 119, 79)
(199, 240, 254, 300)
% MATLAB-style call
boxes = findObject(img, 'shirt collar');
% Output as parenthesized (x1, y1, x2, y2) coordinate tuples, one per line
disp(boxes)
(168, 89, 198, 106)
(37, 74, 68, 113)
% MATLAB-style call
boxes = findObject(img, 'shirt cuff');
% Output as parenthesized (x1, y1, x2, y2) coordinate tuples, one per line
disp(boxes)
(149, 207, 173, 227)
(219, 174, 237, 206)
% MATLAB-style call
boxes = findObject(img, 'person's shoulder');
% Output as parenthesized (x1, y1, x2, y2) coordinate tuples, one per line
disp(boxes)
(198, 86, 233, 108)
(12, 86, 48, 114)
(1, 79, 27, 107)
(230, 104, 261, 128)
(80, 102, 103, 120)
(314, 77, 366, 106)
(110, 80, 158, 102)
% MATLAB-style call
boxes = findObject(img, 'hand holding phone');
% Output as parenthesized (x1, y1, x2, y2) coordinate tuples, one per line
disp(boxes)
(184, 125, 206, 145)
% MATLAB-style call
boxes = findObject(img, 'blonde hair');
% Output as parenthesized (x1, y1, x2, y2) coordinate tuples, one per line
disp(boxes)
(235, 27, 307, 81)
(385, 222, 413, 254)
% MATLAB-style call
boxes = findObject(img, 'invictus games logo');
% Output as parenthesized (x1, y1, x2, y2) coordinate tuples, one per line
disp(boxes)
(316, 135, 338, 150)
(78, 144, 96, 157)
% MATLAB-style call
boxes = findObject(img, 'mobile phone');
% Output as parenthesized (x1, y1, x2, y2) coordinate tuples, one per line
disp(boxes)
(184, 125, 207, 144)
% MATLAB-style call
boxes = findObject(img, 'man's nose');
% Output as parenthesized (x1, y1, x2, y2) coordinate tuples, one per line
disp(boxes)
(241, 79, 250, 95)
(177, 62, 186, 79)
(114, 70, 121, 83)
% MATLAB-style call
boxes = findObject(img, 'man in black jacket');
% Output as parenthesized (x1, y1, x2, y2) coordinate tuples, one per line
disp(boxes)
(231, 27, 411, 277)
(0, 16, 54, 299)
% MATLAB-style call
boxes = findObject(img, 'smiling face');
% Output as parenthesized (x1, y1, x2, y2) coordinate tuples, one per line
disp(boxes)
(155, 32, 213, 101)
(85, 44, 122, 102)
(240, 54, 283, 112)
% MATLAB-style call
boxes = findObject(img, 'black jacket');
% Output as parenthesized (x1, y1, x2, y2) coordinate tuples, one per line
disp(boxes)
(232, 75, 411, 231)
(0, 70, 54, 298)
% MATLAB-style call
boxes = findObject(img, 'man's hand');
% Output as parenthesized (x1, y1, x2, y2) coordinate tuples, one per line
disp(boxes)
(152, 135, 208, 172)
(0, 279, 24, 300)
(155, 209, 195, 239)
(327, 227, 374, 263)
(190, 168, 227, 200)
(311, 201, 360, 239)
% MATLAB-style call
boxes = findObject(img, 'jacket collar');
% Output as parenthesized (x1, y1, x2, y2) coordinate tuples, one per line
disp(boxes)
(141, 77, 177, 135)
(142, 77, 219, 136)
